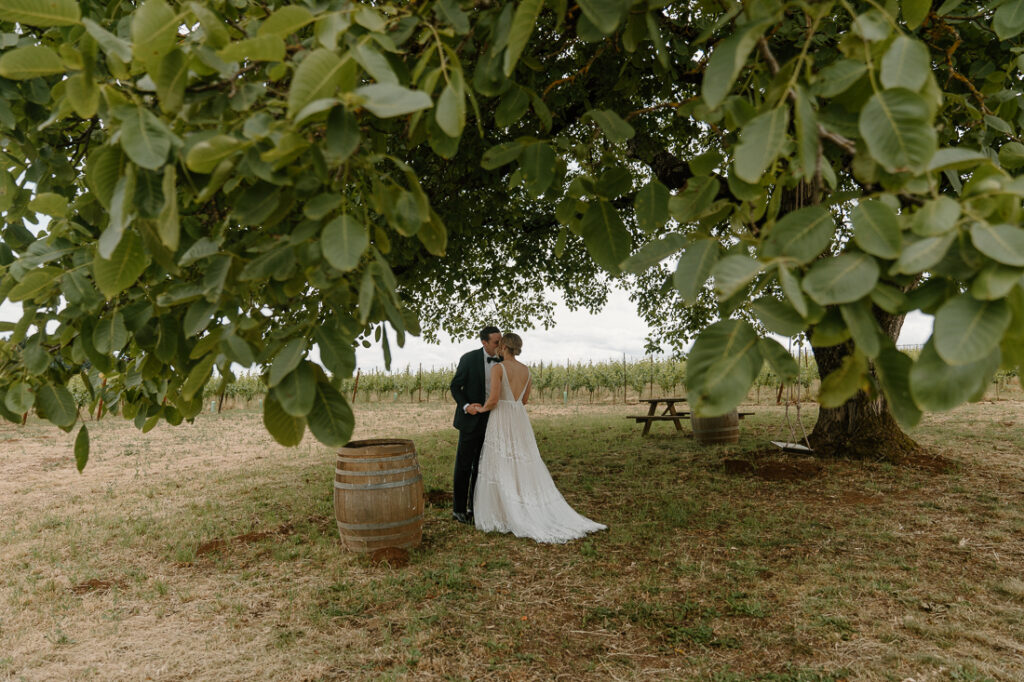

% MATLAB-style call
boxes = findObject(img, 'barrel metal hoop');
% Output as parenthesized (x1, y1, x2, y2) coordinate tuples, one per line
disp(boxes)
(335, 514, 424, 531)
(333, 475, 422, 491)
(337, 453, 415, 464)
(335, 464, 420, 477)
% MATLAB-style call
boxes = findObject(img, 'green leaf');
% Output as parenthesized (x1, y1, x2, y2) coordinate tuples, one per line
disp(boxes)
(0, 0, 80, 26)
(326, 106, 360, 162)
(435, 82, 465, 137)
(5, 381, 33, 414)
(183, 299, 217, 337)
(880, 36, 930, 91)
(181, 354, 215, 401)
(8, 266, 63, 302)
(263, 393, 305, 447)
(686, 320, 763, 417)
(910, 340, 1000, 411)
(504, 0, 543, 75)
(269, 339, 307, 388)
(92, 312, 128, 354)
(494, 86, 530, 128)
(758, 338, 800, 383)
(858, 89, 937, 173)
(762, 206, 835, 264)
(933, 294, 1011, 366)
(778, 265, 809, 318)
(802, 253, 880, 306)
(36, 384, 77, 428)
(911, 196, 959, 237)
(581, 109, 635, 143)
(85, 145, 125, 210)
(93, 231, 150, 299)
(274, 361, 315, 417)
(971, 264, 1023, 300)
(673, 240, 719, 304)
(669, 176, 720, 224)
(0, 45, 64, 79)
(840, 299, 882, 358)
(818, 350, 869, 408)
(711, 254, 762, 300)
(65, 73, 99, 119)
(303, 194, 343, 221)
(82, 18, 132, 62)
(74, 424, 90, 472)
(620, 233, 685, 273)
(999, 142, 1024, 169)
(520, 142, 555, 197)
(354, 83, 433, 118)
(217, 35, 285, 63)
(851, 199, 901, 259)
(993, 0, 1024, 40)
(927, 148, 988, 172)
(154, 48, 187, 115)
(970, 223, 1024, 267)
(322, 215, 369, 272)
(577, 0, 628, 35)
(418, 211, 447, 256)
(23, 338, 50, 375)
(238, 244, 293, 280)
(703, 21, 769, 110)
(289, 49, 346, 118)
(734, 107, 789, 184)
(29, 192, 68, 218)
(581, 200, 631, 273)
(751, 298, 806, 337)
(793, 85, 817, 183)
(157, 165, 179, 252)
(481, 141, 525, 169)
(307, 380, 355, 447)
(634, 180, 669, 233)
(258, 5, 313, 37)
(874, 346, 922, 430)
(132, 0, 178, 68)
(902, 0, 931, 29)
(189, 2, 230, 48)
(186, 135, 244, 174)
(315, 326, 356, 377)
(893, 233, 955, 274)
(119, 106, 172, 170)
(812, 59, 867, 97)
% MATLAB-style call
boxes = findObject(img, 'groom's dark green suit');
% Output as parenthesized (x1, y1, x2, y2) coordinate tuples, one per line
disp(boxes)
(450, 347, 495, 515)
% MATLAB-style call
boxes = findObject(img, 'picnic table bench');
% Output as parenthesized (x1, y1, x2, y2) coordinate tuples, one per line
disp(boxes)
(626, 398, 754, 436)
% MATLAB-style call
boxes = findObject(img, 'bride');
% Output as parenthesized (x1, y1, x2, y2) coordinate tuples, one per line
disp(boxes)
(471, 333, 606, 543)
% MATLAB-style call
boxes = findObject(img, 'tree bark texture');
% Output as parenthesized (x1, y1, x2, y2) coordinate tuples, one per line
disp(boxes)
(808, 310, 925, 460)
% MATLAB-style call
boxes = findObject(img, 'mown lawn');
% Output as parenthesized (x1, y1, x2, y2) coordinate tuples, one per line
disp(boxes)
(1, 399, 1023, 680)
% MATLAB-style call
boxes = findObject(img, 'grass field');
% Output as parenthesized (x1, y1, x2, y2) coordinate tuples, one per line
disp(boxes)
(2, 398, 1024, 680)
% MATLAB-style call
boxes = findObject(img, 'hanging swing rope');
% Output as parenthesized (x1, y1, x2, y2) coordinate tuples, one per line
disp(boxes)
(773, 340, 814, 453)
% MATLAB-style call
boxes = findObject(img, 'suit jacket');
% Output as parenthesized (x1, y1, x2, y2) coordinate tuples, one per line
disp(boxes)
(451, 348, 491, 433)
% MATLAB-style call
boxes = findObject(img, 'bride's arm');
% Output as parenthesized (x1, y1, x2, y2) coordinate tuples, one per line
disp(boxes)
(521, 377, 531, 405)
(479, 365, 502, 412)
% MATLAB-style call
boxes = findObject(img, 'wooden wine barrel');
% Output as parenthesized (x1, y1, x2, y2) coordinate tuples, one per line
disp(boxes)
(692, 409, 740, 444)
(334, 439, 424, 553)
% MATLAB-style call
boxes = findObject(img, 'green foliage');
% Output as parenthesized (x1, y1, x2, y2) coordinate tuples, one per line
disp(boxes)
(5, 0, 1024, 461)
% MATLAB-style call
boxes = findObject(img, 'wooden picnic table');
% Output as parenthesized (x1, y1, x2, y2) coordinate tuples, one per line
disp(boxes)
(626, 398, 755, 436)
(626, 397, 689, 436)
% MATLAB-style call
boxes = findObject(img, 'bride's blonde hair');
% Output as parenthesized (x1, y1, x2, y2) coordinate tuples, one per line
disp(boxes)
(500, 332, 523, 357)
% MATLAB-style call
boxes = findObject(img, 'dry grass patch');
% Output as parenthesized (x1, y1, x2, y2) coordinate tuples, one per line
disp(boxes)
(1, 399, 1023, 680)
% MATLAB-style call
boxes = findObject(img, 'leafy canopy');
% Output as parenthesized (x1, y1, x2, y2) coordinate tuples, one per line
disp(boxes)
(3, 0, 1024, 466)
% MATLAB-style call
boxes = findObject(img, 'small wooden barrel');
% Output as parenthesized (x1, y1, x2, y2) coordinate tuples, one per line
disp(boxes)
(692, 410, 740, 444)
(334, 439, 424, 553)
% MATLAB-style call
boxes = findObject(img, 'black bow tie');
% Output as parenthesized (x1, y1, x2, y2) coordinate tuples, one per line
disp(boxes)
(487, 355, 500, 363)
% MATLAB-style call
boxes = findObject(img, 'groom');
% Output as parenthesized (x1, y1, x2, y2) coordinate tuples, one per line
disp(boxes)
(449, 325, 502, 524)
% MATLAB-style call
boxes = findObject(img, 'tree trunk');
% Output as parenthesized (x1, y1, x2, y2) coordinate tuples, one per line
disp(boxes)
(807, 310, 925, 461)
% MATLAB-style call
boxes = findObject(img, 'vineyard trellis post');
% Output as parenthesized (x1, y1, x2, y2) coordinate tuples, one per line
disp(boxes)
(352, 369, 361, 403)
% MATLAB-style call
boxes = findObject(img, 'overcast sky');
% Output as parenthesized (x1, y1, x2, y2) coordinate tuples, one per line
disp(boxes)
(1, 284, 934, 373)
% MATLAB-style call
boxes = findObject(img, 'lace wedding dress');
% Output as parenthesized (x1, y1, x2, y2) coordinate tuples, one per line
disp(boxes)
(473, 365, 607, 543)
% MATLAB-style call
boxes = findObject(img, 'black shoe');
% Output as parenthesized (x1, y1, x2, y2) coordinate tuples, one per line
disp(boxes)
(451, 511, 473, 525)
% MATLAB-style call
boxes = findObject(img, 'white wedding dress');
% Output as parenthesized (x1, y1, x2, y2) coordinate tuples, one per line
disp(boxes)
(474, 365, 607, 543)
